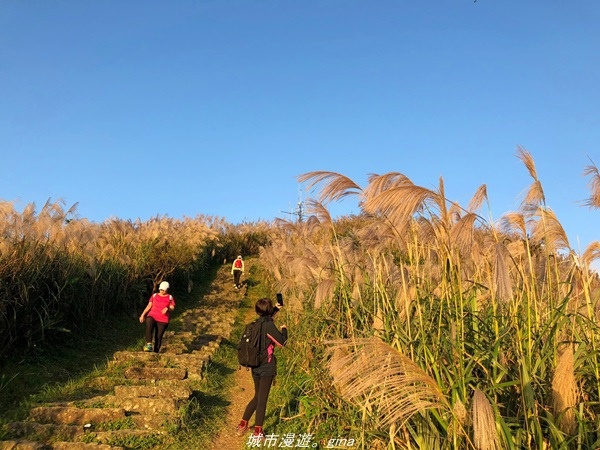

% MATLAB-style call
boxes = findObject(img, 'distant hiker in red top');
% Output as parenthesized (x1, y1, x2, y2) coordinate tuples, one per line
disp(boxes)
(231, 255, 245, 289)
(139, 281, 175, 353)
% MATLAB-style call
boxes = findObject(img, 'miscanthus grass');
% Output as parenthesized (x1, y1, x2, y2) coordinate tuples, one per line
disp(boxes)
(260, 149, 600, 449)
(0, 199, 247, 358)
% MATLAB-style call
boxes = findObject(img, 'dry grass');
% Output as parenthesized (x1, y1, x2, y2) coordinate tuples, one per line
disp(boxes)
(298, 171, 363, 204)
(472, 389, 502, 450)
(0, 200, 221, 357)
(552, 345, 578, 435)
(529, 206, 570, 253)
(467, 184, 489, 213)
(492, 242, 513, 303)
(582, 160, 600, 209)
(582, 241, 600, 269)
(326, 337, 449, 428)
(258, 151, 600, 447)
(517, 146, 546, 207)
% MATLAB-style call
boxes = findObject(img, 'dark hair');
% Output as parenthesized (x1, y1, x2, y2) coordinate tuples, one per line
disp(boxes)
(255, 297, 275, 317)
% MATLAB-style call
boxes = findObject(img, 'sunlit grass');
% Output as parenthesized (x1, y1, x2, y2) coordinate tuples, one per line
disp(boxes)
(260, 153, 600, 448)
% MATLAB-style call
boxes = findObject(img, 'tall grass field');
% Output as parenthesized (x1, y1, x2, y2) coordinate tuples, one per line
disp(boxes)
(2, 149, 600, 449)
(260, 150, 600, 449)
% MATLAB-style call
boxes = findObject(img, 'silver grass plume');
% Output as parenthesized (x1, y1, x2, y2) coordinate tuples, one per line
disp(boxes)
(298, 171, 363, 204)
(493, 242, 513, 303)
(472, 389, 502, 450)
(582, 160, 600, 209)
(552, 345, 578, 435)
(582, 241, 600, 270)
(529, 206, 570, 253)
(326, 337, 449, 428)
(516, 146, 546, 207)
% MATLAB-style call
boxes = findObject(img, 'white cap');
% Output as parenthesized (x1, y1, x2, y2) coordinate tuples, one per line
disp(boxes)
(159, 281, 170, 291)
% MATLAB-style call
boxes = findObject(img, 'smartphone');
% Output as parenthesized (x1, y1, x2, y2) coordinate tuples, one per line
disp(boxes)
(276, 293, 283, 306)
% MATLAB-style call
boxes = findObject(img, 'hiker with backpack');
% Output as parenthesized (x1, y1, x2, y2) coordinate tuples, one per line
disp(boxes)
(236, 297, 287, 439)
(138, 281, 175, 353)
(231, 255, 244, 289)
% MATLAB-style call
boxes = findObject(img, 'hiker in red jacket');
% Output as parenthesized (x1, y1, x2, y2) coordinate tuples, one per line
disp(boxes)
(231, 255, 245, 289)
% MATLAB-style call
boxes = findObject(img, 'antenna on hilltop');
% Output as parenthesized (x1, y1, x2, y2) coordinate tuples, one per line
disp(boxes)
(281, 187, 305, 222)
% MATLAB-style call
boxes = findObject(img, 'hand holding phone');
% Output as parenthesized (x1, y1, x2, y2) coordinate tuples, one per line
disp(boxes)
(276, 293, 283, 306)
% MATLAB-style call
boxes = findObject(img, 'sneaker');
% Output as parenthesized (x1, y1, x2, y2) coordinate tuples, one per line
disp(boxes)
(143, 343, 153, 352)
(235, 420, 249, 436)
(253, 425, 264, 438)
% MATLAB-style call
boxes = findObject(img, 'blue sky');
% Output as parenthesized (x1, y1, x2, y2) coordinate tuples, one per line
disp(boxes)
(1, 1, 599, 254)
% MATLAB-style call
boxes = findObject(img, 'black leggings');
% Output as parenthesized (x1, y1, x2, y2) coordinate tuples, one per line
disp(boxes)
(233, 269, 242, 286)
(242, 374, 274, 426)
(145, 317, 168, 353)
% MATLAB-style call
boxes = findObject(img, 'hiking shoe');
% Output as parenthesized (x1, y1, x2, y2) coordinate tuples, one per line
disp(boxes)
(235, 420, 249, 436)
(143, 343, 153, 352)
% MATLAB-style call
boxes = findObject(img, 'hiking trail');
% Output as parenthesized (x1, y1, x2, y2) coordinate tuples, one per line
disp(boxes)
(0, 262, 256, 450)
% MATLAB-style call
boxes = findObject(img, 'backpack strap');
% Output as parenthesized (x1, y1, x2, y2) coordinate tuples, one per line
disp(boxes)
(258, 320, 263, 355)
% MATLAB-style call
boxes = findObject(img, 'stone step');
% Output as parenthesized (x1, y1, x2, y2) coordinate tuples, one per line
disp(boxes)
(89, 376, 163, 392)
(123, 367, 186, 381)
(187, 336, 221, 351)
(159, 342, 187, 354)
(0, 440, 50, 450)
(113, 384, 191, 399)
(85, 429, 165, 445)
(111, 351, 207, 371)
(179, 313, 210, 324)
(89, 376, 192, 391)
(56, 394, 181, 416)
(0, 441, 125, 450)
(4, 422, 82, 441)
(103, 395, 182, 415)
(29, 407, 126, 426)
(111, 351, 159, 363)
(52, 442, 124, 450)
(163, 331, 193, 339)
(129, 413, 178, 431)
(159, 353, 207, 368)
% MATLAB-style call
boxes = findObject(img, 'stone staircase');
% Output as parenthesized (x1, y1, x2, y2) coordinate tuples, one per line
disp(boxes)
(0, 265, 243, 450)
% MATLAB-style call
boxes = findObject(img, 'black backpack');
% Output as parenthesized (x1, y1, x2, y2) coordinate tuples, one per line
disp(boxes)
(237, 319, 265, 368)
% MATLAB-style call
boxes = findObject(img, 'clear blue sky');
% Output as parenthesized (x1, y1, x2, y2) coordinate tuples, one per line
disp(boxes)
(1, 1, 599, 254)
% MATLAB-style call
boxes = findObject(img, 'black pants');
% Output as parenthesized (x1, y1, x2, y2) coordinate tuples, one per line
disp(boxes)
(233, 269, 242, 286)
(242, 374, 274, 427)
(145, 316, 168, 353)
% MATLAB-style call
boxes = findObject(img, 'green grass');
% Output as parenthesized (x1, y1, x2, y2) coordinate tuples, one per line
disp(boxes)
(0, 311, 143, 422)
